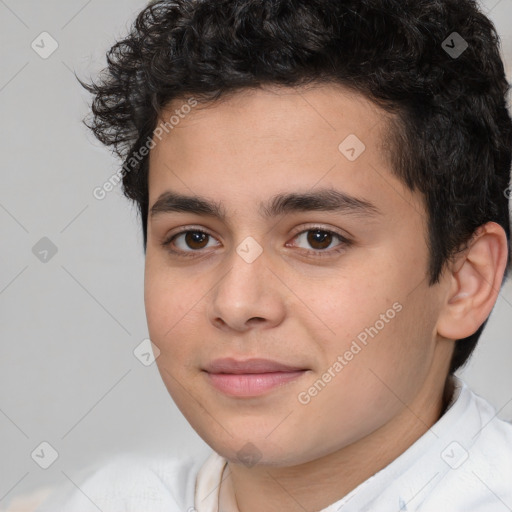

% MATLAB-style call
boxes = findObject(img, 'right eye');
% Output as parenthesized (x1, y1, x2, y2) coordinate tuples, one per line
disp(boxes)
(161, 228, 221, 257)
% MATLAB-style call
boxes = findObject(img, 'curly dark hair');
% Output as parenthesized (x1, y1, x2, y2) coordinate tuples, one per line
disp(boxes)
(80, 0, 512, 374)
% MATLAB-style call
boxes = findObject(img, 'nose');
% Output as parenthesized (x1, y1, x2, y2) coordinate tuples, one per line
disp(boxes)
(206, 242, 287, 333)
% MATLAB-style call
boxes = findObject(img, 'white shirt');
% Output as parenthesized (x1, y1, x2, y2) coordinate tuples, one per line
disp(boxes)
(34, 377, 512, 512)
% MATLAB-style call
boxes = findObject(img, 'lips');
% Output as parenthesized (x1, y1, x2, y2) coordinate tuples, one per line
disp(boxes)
(202, 358, 308, 397)
(204, 357, 306, 374)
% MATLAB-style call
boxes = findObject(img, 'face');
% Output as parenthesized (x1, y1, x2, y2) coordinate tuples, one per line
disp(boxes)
(144, 84, 450, 467)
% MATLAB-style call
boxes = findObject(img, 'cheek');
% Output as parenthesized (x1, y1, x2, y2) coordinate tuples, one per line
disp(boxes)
(144, 273, 198, 382)
(323, 290, 437, 420)
(144, 270, 202, 406)
(144, 257, 203, 337)
(301, 262, 434, 390)
(291, 266, 396, 346)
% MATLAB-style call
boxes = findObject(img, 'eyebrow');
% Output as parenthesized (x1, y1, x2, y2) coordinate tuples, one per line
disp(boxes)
(149, 187, 381, 221)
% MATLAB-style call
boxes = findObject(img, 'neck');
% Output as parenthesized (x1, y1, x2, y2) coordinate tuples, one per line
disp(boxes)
(220, 374, 455, 512)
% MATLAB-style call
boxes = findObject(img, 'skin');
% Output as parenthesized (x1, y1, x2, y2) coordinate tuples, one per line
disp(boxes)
(144, 83, 509, 512)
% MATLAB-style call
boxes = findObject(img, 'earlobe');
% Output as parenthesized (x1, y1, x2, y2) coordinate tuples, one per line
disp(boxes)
(436, 222, 509, 341)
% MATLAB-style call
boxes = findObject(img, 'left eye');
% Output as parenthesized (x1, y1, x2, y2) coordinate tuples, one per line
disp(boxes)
(288, 228, 349, 253)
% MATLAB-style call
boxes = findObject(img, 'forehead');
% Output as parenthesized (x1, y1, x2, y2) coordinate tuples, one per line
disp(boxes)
(154, 83, 389, 150)
(147, 83, 423, 223)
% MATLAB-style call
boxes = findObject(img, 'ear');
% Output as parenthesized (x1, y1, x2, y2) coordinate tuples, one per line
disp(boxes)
(436, 221, 510, 340)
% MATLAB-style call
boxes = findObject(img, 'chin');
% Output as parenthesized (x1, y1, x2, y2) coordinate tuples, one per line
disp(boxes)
(199, 428, 319, 468)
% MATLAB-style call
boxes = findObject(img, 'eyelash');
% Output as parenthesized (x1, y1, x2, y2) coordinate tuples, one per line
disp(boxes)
(160, 226, 352, 259)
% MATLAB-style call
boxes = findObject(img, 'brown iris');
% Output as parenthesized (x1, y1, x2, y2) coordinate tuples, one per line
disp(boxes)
(185, 231, 209, 250)
(306, 230, 333, 250)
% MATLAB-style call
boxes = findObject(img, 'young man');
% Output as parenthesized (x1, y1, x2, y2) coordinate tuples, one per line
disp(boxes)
(36, 0, 512, 511)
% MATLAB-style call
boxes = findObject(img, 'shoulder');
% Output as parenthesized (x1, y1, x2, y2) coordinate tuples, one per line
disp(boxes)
(462, 384, 512, 472)
(34, 451, 208, 512)
(460, 393, 512, 506)
(420, 383, 512, 511)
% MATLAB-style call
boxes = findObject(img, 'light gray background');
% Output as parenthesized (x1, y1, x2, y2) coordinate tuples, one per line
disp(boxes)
(1, 0, 511, 506)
